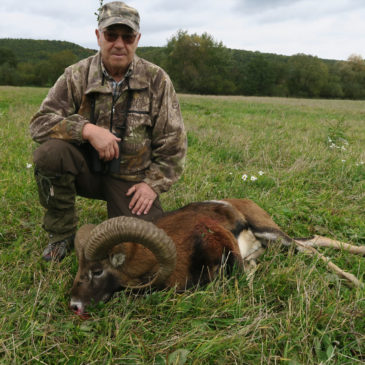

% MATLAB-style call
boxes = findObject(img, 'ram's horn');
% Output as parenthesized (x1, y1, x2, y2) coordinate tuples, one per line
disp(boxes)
(84, 216, 176, 288)
(74, 224, 96, 258)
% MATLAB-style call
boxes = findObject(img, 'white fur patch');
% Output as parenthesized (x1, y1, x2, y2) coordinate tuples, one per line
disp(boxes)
(203, 200, 231, 207)
(70, 299, 83, 312)
(254, 231, 292, 246)
(254, 232, 279, 241)
(237, 229, 263, 259)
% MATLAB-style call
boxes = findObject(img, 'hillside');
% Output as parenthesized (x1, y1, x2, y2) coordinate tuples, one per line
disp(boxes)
(0, 38, 167, 65)
(0, 37, 363, 99)
(0, 38, 96, 63)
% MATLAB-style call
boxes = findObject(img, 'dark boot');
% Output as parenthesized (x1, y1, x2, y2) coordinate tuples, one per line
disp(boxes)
(42, 235, 75, 262)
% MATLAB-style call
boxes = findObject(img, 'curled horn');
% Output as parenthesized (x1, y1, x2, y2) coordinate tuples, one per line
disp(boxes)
(84, 216, 177, 288)
(74, 224, 96, 258)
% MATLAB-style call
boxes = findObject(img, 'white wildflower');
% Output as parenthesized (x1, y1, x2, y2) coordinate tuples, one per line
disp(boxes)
(329, 143, 336, 149)
(341, 146, 346, 151)
(26, 163, 32, 169)
(251, 176, 257, 181)
(258, 171, 264, 176)
(341, 160, 346, 163)
(242, 174, 248, 181)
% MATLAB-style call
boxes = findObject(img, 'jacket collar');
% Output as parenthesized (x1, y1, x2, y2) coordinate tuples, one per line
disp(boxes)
(85, 52, 149, 94)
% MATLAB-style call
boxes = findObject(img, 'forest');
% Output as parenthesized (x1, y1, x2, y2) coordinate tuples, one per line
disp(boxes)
(1, 31, 365, 99)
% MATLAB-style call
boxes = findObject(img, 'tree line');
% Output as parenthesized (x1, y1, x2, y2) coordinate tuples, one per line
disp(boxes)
(1, 32, 365, 99)
(0, 39, 94, 87)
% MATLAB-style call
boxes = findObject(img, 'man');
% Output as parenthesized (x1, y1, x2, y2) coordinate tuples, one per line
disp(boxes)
(30, 1, 187, 262)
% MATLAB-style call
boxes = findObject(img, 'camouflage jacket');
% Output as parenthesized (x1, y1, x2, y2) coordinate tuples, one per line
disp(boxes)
(30, 52, 187, 194)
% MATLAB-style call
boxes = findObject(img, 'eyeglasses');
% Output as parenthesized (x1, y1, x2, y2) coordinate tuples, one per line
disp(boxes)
(102, 30, 137, 44)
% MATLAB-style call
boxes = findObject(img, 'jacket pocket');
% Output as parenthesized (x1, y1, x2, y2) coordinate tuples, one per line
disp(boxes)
(119, 112, 153, 173)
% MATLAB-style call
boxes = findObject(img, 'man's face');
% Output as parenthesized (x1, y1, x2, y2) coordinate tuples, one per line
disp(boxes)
(96, 24, 141, 78)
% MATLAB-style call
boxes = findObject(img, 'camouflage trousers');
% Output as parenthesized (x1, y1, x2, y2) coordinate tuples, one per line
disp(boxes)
(33, 139, 163, 244)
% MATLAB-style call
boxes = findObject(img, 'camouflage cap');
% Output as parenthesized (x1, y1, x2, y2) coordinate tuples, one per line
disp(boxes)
(98, 1, 140, 32)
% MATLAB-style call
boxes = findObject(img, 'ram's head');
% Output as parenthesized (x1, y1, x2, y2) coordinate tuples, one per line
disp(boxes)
(69, 217, 176, 315)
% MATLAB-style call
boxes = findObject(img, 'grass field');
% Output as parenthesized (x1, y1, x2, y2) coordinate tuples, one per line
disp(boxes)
(0, 86, 364, 364)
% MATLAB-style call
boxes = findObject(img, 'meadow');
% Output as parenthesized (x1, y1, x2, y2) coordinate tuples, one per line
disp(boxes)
(0, 86, 364, 364)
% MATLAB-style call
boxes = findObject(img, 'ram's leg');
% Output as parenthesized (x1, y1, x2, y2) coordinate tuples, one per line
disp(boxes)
(242, 247, 266, 289)
(296, 235, 365, 256)
(294, 239, 363, 288)
(242, 247, 265, 272)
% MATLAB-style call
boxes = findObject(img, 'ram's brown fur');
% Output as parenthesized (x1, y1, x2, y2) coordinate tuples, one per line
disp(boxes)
(71, 200, 253, 307)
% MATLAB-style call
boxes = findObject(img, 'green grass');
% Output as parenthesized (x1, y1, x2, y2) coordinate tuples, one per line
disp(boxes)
(0, 86, 364, 364)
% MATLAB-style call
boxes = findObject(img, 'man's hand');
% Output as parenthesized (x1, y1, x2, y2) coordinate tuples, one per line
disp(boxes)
(126, 182, 157, 215)
(82, 123, 121, 161)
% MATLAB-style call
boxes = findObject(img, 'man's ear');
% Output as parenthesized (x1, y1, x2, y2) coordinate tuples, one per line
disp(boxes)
(136, 33, 141, 46)
(95, 29, 101, 47)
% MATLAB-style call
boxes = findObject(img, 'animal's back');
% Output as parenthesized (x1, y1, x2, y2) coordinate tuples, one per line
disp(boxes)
(154, 200, 247, 289)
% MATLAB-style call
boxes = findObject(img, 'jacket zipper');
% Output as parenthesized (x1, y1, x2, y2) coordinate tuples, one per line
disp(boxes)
(110, 101, 115, 132)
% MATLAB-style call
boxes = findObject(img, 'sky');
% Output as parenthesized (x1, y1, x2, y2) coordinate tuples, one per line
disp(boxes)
(1, 0, 364, 61)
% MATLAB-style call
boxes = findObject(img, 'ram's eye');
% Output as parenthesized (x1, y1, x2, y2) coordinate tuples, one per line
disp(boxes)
(92, 269, 103, 277)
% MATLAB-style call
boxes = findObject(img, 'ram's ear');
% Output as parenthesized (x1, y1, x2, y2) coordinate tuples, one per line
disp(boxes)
(109, 252, 126, 268)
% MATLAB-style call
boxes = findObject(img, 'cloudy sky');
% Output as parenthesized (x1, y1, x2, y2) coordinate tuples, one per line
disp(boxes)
(1, 0, 364, 61)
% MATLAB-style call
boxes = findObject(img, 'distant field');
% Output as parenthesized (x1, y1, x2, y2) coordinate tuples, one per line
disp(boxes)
(0, 86, 364, 364)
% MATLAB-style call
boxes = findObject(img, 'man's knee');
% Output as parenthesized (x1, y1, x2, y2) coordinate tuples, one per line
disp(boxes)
(33, 139, 87, 174)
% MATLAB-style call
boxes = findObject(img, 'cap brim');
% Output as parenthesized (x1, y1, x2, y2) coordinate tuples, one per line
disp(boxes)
(99, 17, 139, 32)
